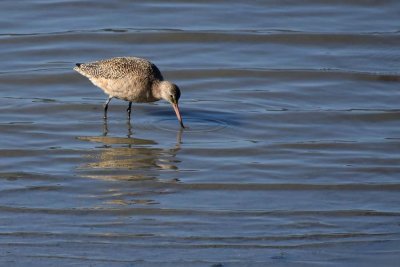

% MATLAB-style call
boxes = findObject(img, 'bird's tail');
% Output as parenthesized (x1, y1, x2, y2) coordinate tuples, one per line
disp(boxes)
(73, 63, 84, 73)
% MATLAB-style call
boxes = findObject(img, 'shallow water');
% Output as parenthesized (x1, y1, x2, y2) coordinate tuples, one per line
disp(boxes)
(1, 1, 400, 266)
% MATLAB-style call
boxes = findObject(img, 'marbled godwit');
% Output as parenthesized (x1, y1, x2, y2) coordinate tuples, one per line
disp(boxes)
(74, 57, 184, 128)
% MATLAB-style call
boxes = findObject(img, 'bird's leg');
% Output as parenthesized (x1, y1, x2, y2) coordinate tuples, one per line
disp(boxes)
(103, 97, 113, 119)
(127, 102, 132, 119)
(126, 119, 133, 139)
(102, 117, 109, 136)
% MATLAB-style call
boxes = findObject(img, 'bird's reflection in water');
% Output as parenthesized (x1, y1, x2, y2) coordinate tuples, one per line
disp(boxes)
(77, 119, 183, 206)
(78, 119, 182, 182)
(102, 118, 135, 138)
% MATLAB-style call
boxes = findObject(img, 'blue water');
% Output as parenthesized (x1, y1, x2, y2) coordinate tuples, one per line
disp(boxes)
(1, 1, 400, 266)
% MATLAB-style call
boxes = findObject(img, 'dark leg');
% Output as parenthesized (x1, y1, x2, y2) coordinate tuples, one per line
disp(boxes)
(127, 101, 132, 119)
(126, 120, 133, 139)
(102, 117, 109, 136)
(103, 97, 113, 119)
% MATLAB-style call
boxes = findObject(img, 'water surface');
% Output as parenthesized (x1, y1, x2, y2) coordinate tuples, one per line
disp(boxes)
(1, 1, 400, 266)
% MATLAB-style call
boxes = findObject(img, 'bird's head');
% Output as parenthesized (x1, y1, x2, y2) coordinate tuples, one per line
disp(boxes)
(160, 81, 181, 105)
(159, 81, 184, 128)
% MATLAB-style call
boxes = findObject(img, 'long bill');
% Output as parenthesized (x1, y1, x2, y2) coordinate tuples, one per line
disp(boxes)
(172, 103, 184, 128)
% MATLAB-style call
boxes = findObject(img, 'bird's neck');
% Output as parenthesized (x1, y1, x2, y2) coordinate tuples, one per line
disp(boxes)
(151, 81, 163, 100)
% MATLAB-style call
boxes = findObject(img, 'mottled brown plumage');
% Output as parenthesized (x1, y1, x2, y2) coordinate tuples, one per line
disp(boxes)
(75, 57, 162, 80)
(74, 57, 184, 127)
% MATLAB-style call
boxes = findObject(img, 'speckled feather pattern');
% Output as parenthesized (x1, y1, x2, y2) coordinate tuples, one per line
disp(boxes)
(74, 57, 164, 102)
(74, 56, 184, 127)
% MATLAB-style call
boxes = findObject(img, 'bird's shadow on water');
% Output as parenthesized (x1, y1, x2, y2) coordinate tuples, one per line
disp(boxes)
(76, 118, 183, 183)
